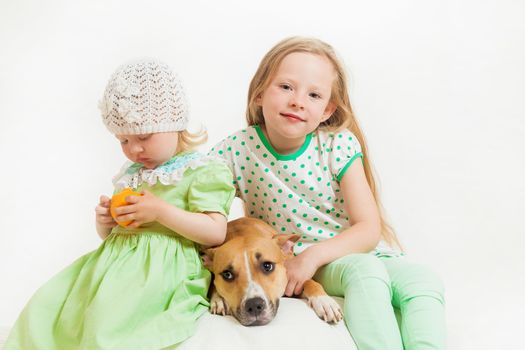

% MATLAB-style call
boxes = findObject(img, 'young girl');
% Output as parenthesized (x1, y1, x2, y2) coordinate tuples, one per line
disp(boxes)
(5, 59, 235, 349)
(209, 37, 446, 349)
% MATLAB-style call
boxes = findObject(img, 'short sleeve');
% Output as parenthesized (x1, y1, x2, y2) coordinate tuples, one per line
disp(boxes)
(187, 162, 236, 216)
(329, 129, 364, 182)
(208, 138, 241, 197)
(208, 138, 231, 163)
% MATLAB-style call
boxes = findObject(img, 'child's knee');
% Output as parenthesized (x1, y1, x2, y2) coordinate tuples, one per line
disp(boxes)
(395, 264, 445, 304)
(335, 254, 390, 288)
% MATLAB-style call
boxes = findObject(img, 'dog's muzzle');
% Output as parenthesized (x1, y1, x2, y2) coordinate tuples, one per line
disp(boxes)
(236, 297, 279, 326)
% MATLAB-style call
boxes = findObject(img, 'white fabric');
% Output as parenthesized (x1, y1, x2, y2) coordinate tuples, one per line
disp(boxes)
(178, 297, 356, 350)
(0, 298, 355, 350)
(99, 59, 189, 135)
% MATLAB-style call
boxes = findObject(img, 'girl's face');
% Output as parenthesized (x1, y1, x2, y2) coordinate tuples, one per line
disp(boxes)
(256, 52, 336, 152)
(116, 132, 179, 169)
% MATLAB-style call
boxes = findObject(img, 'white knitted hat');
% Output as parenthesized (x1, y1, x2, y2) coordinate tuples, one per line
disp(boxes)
(99, 59, 189, 135)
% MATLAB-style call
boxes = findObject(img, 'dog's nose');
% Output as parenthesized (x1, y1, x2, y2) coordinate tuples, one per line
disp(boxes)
(245, 297, 266, 317)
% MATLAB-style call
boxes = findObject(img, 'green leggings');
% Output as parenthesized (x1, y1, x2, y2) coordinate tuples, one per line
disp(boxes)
(314, 254, 445, 350)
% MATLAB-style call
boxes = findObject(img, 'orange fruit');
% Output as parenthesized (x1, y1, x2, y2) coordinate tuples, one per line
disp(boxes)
(110, 188, 142, 227)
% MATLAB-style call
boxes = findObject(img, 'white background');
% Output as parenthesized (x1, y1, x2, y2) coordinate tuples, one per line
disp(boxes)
(1, 0, 524, 348)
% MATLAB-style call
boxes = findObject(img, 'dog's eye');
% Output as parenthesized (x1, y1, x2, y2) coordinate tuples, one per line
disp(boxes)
(261, 261, 274, 273)
(220, 270, 235, 281)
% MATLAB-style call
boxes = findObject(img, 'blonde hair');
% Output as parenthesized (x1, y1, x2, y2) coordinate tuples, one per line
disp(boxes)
(246, 36, 401, 249)
(177, 128, 208, 153)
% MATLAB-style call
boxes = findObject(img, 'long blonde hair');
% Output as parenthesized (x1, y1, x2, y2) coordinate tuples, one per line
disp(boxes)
(246, 36, 401, 249)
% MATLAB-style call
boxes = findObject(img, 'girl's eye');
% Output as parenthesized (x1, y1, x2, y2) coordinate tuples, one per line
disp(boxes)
(138, 135, 150, 141)
(280, 84, 292, 91)
(309, 92, 321, 99)
(119, 140, 128, 145)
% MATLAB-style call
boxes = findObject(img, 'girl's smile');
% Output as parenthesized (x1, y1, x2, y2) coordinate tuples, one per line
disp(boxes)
(280, 112, 305, 122)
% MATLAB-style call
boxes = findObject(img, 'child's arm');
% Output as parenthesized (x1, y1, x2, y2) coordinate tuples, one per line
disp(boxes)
(306, 159, 381, 263)
(95, 195, 117, 239)
(284, 160, 381, 296)
(113, 191, 227, 246)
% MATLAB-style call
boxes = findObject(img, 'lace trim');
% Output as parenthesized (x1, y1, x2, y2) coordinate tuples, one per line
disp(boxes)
(112, 152, 223, 190)
(372, 241, 404, 258)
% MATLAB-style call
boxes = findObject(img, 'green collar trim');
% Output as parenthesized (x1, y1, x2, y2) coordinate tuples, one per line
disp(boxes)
(254, 125, 312, 161)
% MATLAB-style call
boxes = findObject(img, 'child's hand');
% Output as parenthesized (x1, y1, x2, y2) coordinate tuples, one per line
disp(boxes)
(112, 190, 165, 228)
(284, 250, 320, 297)
(95, 195, 117, 228)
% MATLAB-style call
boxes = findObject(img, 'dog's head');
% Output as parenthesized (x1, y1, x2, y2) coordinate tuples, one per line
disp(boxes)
(202, 219, 298, 326)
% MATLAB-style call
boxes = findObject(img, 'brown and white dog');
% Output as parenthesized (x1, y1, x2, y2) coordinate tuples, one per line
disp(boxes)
(202, 217, 343, 326)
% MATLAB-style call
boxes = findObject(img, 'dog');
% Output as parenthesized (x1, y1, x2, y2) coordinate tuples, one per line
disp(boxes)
(201, 217, 343, 326)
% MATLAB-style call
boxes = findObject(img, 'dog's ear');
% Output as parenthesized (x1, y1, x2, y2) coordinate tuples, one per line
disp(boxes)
(200, 247, 216, 269)
(272, 234, 301, 255)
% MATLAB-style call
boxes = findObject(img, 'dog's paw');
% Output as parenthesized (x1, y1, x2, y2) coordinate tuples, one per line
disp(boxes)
(307, 295, 343, 323)
(210, 293, 231, 316)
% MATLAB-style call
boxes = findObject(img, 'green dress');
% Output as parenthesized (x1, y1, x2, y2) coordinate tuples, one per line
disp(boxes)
(5, 152, 235, 350)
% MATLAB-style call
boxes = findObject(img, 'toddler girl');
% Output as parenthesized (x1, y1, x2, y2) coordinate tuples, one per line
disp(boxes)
(5, 59, 235, 349)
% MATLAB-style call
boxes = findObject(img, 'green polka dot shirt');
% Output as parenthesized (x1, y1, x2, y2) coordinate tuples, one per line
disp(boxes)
(209, 125, 364, 255)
